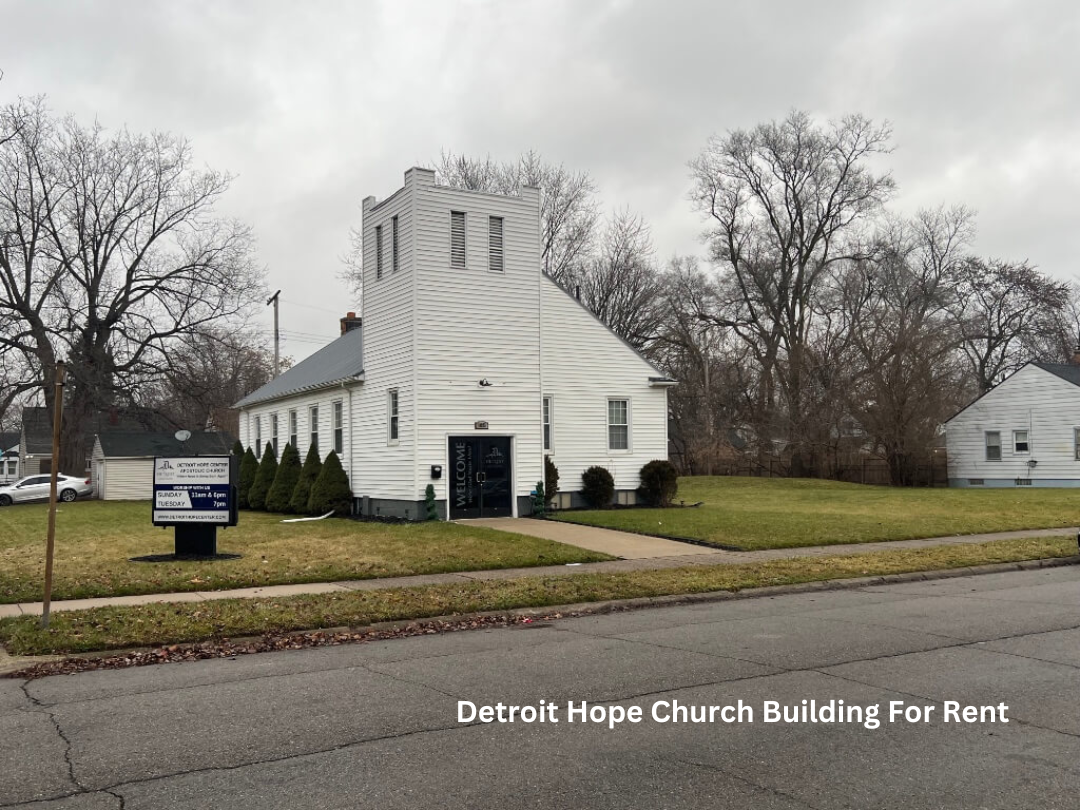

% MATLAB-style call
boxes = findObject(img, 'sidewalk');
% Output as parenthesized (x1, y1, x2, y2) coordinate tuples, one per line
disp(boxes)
(2, 525, 1074, 619)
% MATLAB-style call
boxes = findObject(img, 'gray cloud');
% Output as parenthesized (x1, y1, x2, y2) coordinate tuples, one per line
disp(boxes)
(2, 0, 1076, 358)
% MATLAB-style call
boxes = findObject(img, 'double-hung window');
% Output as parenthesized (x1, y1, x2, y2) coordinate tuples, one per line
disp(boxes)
(309, 405, 319, 454)
(333, 401, 344, 454)
(271, 413, 279, 456)
(1013, 430, 1029, 454)
(608, 399, 629, 451)
(254, 415, 262, 454)
(450, 211, 466, 269)
(543, 396, 552, 451)
(1074, 428, 1080, 461)
(288, 409, 297, 449)
(489, 216, 504, 272)
(375, 225, 384, 279)
(985, 431, 1001, 462)
(388, 390, 399, 444)
(391, 215, 399, 273)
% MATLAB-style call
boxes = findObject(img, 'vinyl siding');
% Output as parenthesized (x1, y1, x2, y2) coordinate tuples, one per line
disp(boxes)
(413, 181, 544, 506)
(946, 364, 1080, 485)
(99, 459, 155, 500)
(540, 277, 669, 493)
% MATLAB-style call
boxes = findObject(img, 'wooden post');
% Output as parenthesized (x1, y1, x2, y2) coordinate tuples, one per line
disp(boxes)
(40, 361, 66, 629)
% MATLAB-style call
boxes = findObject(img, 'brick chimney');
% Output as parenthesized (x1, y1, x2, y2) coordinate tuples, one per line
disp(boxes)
(340, 312, 361, 335)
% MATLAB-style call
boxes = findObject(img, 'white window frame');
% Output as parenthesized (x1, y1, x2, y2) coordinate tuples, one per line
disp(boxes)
(489, 215, 504, 272)
(1013, 430, 1029, 455)
(607, 398, 631, 453)
(333, 400, 344, 455)
(254, 415, 262, 453)
(1074, 427, 1080, 461)
(985, 430, 1001, 462)
(288, 409, 297, 449)
(391, 215, 399, 273)
(542, 395, 553, 452)
(375, 224, 384, 279)
(271, 412, 279, 456)
(309, 405, 319, 454)
(388, 389, 399, 445)
(450, 211, 466, 269)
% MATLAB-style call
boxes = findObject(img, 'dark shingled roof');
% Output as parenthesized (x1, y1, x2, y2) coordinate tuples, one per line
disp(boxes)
(97, 431, 234, 458)
(0, 432, 18, 453)
(22, 407, 180, 455)
(233, 327, 364, 408)
(1032, 362, 1080, 388)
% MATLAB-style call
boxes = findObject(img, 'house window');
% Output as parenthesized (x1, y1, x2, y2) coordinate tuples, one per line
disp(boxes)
(1013, 430, 1029, 454)
(271, 413, 279, 456)
(375, 224, 384, 280)
(1074, 428, 1080, 460)
(489, 216, 504, 272)
(309, 405, 319, 454)
(543, 396, 552, 451)
(288, 409, 297, 448)
(391, 215, 399, 273)
(254, 415, 261, 453)
(608, 399, 629, 451)
(333, 400, 344, 454)
(388, 389, 399, 444)
(450, 211, 466, 269)
(985, 431, 1001, 462)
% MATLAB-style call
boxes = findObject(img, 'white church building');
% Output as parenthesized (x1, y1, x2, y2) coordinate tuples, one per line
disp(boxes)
(235, 167, 674, 518)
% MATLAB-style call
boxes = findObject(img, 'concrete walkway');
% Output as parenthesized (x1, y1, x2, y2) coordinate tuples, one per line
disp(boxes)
(1, 524, 1074, 619)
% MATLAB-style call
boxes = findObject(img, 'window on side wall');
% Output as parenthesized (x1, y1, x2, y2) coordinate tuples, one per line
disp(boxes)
(608, 399, 629, 451)
(333, 400, 344, 455)
(310, 405, 319, 454)
(254, 415, 262, 454)
(1013, 430, 1029, 454)
(388, 389, 399, 444)
(391, 215, 399, 273)
(489, 216, 504, 272)
(1074, 428, 1080, 460)
(985, 431, 1001, 461)
(288, 409, 297, 448)
(271, 413, 279, 456)
(375, 225, 384, 280)
(543, 396, 552, 451)
(450, 211, 466, 269)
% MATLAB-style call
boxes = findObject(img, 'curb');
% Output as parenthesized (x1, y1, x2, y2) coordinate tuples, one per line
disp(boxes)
(4, 554, 1076, 676)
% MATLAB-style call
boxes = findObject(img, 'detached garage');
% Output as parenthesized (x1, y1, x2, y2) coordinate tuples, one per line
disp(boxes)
(92, 432, 234, 500)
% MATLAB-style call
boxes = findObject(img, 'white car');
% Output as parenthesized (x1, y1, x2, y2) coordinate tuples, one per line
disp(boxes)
(0, 474, 93, 506)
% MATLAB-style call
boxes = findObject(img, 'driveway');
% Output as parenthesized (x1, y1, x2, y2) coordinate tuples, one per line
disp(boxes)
(3, 565, 1080, 808)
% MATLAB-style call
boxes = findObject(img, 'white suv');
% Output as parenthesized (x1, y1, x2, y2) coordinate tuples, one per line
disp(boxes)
(0, 474, 94, 506)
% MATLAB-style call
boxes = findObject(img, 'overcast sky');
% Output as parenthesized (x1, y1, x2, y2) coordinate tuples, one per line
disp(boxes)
(2, 0, 1077, 360)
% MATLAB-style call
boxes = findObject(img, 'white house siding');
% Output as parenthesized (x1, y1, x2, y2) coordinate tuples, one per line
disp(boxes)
(354, 171, 419, 503)
(239, 386, 358, 490)
(100, 459, 155, 500)
(413, 177, 544, 511)
(946, 364, 1080, 486)
(18, 435, 41, 476)
(540, 277, 669, 500)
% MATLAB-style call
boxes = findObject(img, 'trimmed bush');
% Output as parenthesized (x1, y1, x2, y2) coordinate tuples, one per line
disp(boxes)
(237, 447, 259, 509)
(247, 443, 278, 511)
(265, 443, 302, 513)
(544, 455, 559, 506)
(424, 484, 438, 521)
(290, 444, 323, 515)
(231, 439, 244, 457)
(638, 459, 679, 507)
(581, 465, 615, 509)
(308, 450, 352, 516)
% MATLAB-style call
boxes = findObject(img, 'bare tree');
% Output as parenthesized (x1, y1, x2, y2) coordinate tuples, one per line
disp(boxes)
(573, 209, 665, 349)
(689, 110, 895, 472)
(952, 257, 1071, 392)
(0, 98, 261, 471)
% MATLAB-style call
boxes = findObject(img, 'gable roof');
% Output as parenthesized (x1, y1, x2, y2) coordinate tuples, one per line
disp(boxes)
(21, 406, 180, 455)
(944, 361, 1080, 425)
(97, 431, 234, 458)
(233, 326, 364, 408)
(545, 275, 669, 379)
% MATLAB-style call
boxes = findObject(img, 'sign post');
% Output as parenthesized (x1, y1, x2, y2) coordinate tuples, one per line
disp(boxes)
(152, 455, 238, 556)
(40, 360, 66, 629)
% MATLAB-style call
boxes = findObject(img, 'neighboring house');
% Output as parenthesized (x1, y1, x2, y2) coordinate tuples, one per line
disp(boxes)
(0, 432, 19, 483)
(19, 406, 180, 478)
(91, 431, 234, 501)
(945, 361, 1080, 487)
(235, 167, 674, 519)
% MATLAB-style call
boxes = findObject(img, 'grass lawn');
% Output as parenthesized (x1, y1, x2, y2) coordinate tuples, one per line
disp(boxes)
(553, 477, 1080, 550)
(0, 535, 1072, 655)
(0, 501, 608, 604)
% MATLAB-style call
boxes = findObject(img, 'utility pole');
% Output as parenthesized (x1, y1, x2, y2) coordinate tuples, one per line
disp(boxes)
(41, 360, 66, 629)
(267, 290, 281, 377)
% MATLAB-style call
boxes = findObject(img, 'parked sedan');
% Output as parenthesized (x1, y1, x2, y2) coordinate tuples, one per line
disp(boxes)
(0, 474, 93, 506)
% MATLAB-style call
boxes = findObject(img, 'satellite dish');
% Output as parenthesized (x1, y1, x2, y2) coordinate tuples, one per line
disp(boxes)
(174, 429, 192, 442)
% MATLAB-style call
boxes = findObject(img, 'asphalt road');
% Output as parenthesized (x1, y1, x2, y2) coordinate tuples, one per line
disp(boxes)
(4, 565, 1080, 809)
